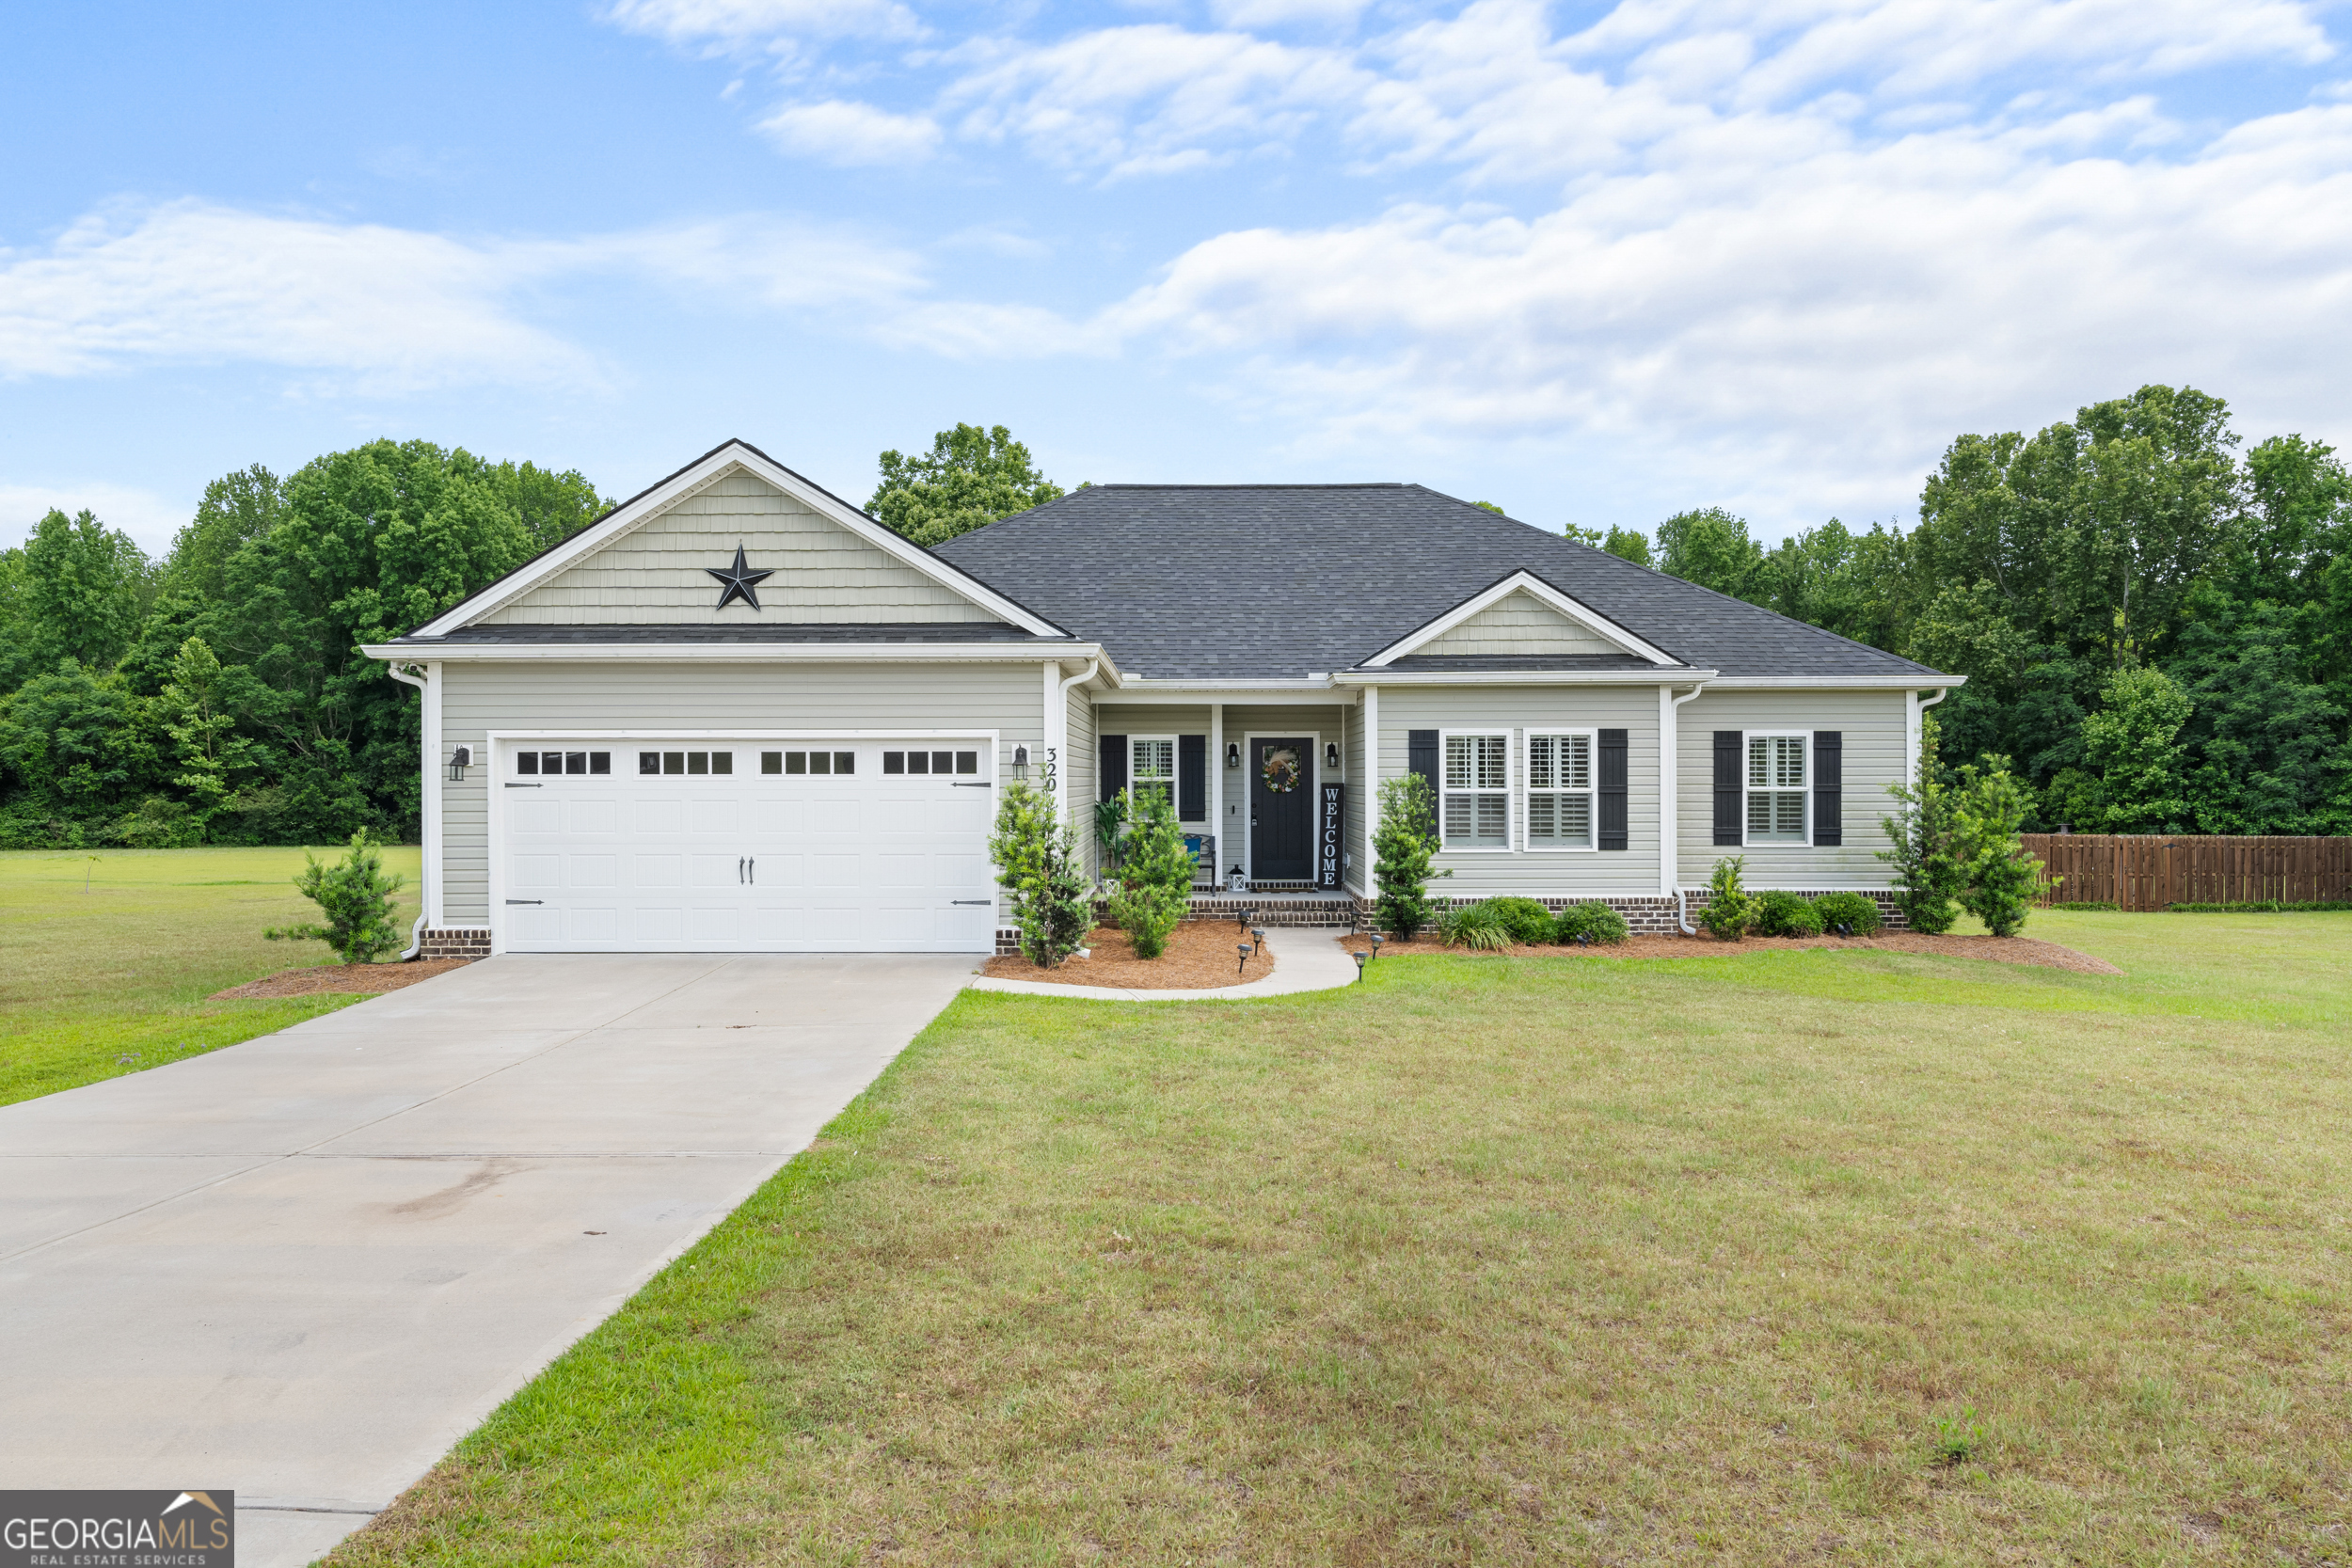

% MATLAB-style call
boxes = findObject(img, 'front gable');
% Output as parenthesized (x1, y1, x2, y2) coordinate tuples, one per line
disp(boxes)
(1361, 570, 1682, 668)
(414, 440, 1061, 638)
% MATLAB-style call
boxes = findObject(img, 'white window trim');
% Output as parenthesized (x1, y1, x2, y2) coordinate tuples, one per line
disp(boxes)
(1521, 726, 1598, 853)
(1438, 728, 1514, 854)
(1128, 734, 1178, 812)
(1743, 729, 1812, 848)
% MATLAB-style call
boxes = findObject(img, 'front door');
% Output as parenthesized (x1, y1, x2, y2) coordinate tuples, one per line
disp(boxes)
(1249, 736, 1315, 881)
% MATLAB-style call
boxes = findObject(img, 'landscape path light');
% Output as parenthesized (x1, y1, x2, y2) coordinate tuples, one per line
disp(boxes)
(1351, 951, 1368, 981)
(1237, 942, 1253, 975)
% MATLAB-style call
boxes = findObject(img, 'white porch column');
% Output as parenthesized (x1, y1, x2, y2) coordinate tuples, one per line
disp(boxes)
(1360, 684, 1379, 897)
(421, 661, 443, 926)
(1209, 702, 1224, 875)
(1044, 661, 1067, 822)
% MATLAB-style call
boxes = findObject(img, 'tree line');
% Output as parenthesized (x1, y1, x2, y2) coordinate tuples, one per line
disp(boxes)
(1593, 386, 2351, 836)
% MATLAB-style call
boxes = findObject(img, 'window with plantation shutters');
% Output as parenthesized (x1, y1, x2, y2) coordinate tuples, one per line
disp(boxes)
(1130, 736, 1176, 811)
(1525, 732, 1593, 849)
(1746, 734, 1808, 844)
(1442, 732, 1510, 849)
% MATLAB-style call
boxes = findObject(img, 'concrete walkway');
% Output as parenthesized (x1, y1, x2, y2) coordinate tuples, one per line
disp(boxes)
(970, 925, 1367, 1001)
(0, 953, 971, 1568)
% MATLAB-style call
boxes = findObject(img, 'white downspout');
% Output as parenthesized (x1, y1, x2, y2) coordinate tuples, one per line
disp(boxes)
(1663, 682, 1707, 934)
(1910, 688, 1948, 787)
(1053, 657, 1100, 827)
(386, 661, 435, 960)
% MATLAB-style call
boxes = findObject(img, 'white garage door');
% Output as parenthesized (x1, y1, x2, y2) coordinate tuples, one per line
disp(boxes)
(499, 739, 998, 953)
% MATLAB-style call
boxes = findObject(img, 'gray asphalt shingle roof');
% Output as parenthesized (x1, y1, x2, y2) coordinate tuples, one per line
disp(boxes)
(932, 483, 1944, 682)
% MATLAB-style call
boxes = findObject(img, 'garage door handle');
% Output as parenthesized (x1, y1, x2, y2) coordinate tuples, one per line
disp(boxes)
(505, 783, 542, 789)
(950, 782, 992, 788)
(506, 899, 543, 905)
(951, 899, 992, 906)
(748, 858, 755, 883)
(738, 856, 745, 884)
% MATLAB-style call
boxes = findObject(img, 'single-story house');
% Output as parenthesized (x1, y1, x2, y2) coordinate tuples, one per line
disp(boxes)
(364, 439, 1960, 957)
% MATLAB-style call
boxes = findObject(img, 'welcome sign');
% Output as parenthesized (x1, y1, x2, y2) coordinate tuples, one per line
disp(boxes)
(2, 1491, 233, 1566)
(1317, 783, 1345, 891)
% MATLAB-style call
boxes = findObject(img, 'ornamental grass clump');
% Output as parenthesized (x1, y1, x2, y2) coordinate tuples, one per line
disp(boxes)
(1752, 888, 1823, 938)
(1810, 891, 1883, 935)
(1103, 788, 1192, 958)
(1697, 856, 1756, 941)
(265, 829, 406, 963)
(1436, 900, 1515, 951)
(1552, 901, 1629, 945)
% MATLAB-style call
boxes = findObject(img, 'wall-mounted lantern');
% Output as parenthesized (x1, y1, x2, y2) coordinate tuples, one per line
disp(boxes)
(1011, 744, 1030, 780)
(1226, 740, 1241, 768)
(448, 744, 472, 783)
(1324, 740, 1341, 771)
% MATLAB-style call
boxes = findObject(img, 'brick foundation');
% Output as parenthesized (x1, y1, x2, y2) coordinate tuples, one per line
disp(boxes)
(418, 926, 493, 959)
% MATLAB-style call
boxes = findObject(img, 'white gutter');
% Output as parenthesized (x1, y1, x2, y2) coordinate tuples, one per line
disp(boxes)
(361, 641, 1103, 665)
(1661, 682, 1708, 933)
(385, 661, 434, 960)
(1708, 674, 1967, 689)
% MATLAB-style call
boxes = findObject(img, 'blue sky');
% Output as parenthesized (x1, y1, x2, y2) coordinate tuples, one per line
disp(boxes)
(4, 0, 2347, 557)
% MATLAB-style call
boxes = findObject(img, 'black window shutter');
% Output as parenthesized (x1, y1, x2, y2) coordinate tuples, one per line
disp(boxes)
(1178, 735, 1206, 821)
(1597, 728, 1629, 850)
(1813, 731, 1842, 847)
(1407, 730, 1440, 838)
(1712, 731, 1744, 847)
(1099, 734, 1126, 801)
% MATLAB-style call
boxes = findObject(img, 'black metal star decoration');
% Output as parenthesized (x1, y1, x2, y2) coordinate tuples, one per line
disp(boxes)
(706, 542, 774, 611)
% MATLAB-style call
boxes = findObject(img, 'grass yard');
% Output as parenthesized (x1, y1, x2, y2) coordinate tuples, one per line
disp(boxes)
(331, 911, 2351, 1566)
(0, 845, 421, 1108)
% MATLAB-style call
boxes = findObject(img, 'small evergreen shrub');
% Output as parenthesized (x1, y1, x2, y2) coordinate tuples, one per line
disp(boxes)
(1810, 891, 1883, 934)
(1104, 788, 1192, 958)
(2168, 899, 2352, 913)
(1374, 774, 1449, 938)
(1436, 900, 1515, 951)
(1485, 896, 1558, 944)
(1696, 856, 1755, 941)
(1552, 901, 1629, 944)
(1753, 889, 1823, 938)
(2052, 900, 2118, 911)
(265, 830, 407, 963)
(989, 782, 1092, 967)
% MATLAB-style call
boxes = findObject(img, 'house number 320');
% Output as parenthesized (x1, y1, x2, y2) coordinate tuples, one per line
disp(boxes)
(1042, 745, 1058, 793)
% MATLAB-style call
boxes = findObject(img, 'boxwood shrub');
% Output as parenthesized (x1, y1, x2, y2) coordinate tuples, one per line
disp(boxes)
(1810, 891, 1884, 935)
(1553, 901, 1629, 945)
(1483, 896, 1560, 945)
(1753, 888, 1824, 938)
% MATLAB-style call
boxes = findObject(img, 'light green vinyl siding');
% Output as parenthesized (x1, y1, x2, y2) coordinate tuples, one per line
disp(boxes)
(1674, 689, 1908, 889)
(1376, 686, 1661, 898)
(435, 660, 1046, 925)
(484, 467, 998, 626)
(1064, 683, 1096, 879)
(1420, 591, 1617, 657)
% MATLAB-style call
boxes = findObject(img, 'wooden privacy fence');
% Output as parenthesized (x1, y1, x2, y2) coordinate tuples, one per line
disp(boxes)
(2022, 834, 2352, 910)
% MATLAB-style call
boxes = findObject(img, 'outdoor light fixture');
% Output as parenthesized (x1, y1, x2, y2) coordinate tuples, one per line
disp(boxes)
(1238, 942, 1253, 974)
(1325, 741, 1340, 770)
(1250, 927, 1265, 956)
(1239, 905, 1258, 929)
(1352, 951, 1368, 980)
(1577, 932, 1591, 947)
(1370, 934, 1384, 959)
(448, 744, 471, 783)
(1011, 744, 1029, 780)
(1226, 741, 1241, 768)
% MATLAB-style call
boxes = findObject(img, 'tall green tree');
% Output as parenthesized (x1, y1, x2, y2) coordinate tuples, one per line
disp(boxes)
(868, 423, 1064, 547)
(1601, 525, 1653, 566)
(1654, 507, 1762, 598)
(11, 509, 154, 679)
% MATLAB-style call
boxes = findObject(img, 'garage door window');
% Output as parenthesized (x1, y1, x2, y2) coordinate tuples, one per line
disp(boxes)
(637, 750, 735, 776)
(518, 751, 610, 776)
(756, 750, 854, 775)
(882, 750, 978, 775)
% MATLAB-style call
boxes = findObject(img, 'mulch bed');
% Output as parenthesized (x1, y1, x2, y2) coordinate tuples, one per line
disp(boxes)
(983, 920, 1279, 990)
(209, 958, 476, 1000)
(1371, 930, 2122, 975)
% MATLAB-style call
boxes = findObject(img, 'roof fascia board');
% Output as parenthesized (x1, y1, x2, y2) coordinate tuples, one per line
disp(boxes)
(1360, 570, 1680, 668)
(364, 641, 1101, 664)
(1701, 674, 1964, 689)
(1100, 685, 1354, 705)
(1332, 668, 1719, 687)
(409, 442, 1066, 640)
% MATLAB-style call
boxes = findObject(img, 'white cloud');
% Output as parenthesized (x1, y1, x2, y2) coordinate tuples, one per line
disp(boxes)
(1207, 0, 1376, 28)
(946, 25, 1370, 179)
(760, 99, 943, 164)
(601, 0, 917, 45)
(0, 482, 188, 558)
(0, 202, 930, 389)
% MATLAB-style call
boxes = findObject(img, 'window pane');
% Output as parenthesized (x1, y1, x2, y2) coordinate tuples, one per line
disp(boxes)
(589, 752, 611, 775)
(834, 751, 855, 774)
(1444, 793, 1472, 840)
(1562, 736, 1590, 789)
(1749, 736, 1769, 787)
(785, 752, 807, 774)
(908, 751, 930, 774)
(542, 752, 564, 774)
(882, 751, 905, 774)
(1557, 794, 1590, 846)
(639, 752, 660, 775)
(1775, 790, 1804, 836)
(711, 752, 732, 775)
(1445, 735, 1474, 788)
(565, 752, 587, 775)
(687, 752, 708, 775)
(932, 751, 953, 774)
(1773, 736, 1804, 788)
(1476, 735, 1507, 789)
(1529, 735, 1555, 790)
(956, 751, 978, 774)
(516, 752, 538, 775)
(1528, 792, 1555, 839)
(1748, 791, 1773, 836)
(761, 752, 781, 774)
(662, 752, 684, 775)
(809, 752, 831, 775)
(1475, 793, 1508, 844)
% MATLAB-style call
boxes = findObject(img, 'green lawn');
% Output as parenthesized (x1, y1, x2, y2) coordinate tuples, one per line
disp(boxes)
(328, 911, 2351, 1566)
(0, 845, 421, 1108)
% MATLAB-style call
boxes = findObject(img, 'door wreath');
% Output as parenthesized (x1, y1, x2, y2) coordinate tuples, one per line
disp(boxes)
(1260, 746, 1302, 794)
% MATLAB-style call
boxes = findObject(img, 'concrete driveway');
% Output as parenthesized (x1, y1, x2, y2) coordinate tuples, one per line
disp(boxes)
(0, 953, 973, 1567)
